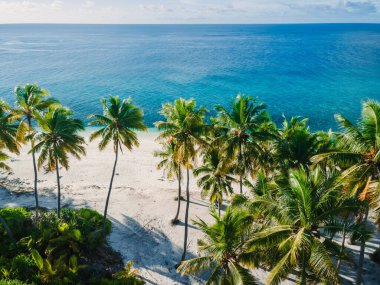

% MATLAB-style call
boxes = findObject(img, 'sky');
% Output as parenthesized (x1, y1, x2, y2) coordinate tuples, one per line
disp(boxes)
(0, 0, 379, 24)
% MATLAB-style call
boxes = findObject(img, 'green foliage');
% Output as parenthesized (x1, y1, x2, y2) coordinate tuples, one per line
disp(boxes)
(155, 97, 208, 168)
(0, 208, 33, 252)
(0, 99, 22, 171)
(274, 116, 333, 171)
(33, 107, 86, 172)
(0, 280, 30, 285)
(213, 94, 275, 191)
(10, 254, 37, 282)
(178, 207, 259, 284)
(88, 96, 147, 152)
(0, 208, 138, 285)
(61, 208, 112, 245)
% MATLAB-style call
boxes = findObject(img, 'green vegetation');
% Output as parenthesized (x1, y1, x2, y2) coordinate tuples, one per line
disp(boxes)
(154, 95, 380, 284)
(0, 208, 141, 285)
(0, 83, 379, 284)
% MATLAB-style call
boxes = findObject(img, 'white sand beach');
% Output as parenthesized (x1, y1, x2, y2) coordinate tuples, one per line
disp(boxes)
(0, 131, 379, 285)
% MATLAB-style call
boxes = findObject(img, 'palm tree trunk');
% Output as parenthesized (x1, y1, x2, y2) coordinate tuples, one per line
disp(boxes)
(337, 222, 347, 273)
(218, 200, 221, 217)
(181, 167, 190, 262)
(356, 207, 369, 285)
(300, 252, 307, 285)
(28, 118, 39, 222)
(239, 142, 243, 194)
(173, 166, 182, 224)
(103, 143, 119, 232)
(0, 214, 15, 243)
(55, 160, 61, 218)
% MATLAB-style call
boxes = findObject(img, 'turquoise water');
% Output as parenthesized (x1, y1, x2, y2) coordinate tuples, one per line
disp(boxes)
(0, 24, 379, 130)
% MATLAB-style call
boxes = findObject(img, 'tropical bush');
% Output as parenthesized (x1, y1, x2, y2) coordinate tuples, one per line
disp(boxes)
(0, 280, 30, 285)
(0, 208, 142, 285)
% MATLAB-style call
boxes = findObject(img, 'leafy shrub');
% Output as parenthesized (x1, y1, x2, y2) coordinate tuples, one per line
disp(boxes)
(10, 254, 37, 282)
(0, 207, 139, 285)
(0, 280, 30, 285)
(0, 208, 33, 255)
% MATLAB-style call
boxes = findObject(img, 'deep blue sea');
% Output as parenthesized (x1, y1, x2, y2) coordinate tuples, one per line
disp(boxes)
(0, 24, 379, 130)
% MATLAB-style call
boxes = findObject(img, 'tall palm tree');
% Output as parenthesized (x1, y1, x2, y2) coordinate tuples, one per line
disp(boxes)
(155, 98, 208, 262)
(88, 96, 147, 232)
(194, 147, 234, 216)
(312, 99, 380, 284)
(14, 84, 59, 221)
(0, 99, 22, 172)
(243, 167, 358, 285)
(214, 94, 273, 194)
(32, 107, 86, 218)
(154, 140, 183, 224)
(177, 207, 258, 285)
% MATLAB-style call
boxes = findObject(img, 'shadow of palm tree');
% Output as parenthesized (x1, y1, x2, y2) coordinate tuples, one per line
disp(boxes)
(108, 214, 204, 284)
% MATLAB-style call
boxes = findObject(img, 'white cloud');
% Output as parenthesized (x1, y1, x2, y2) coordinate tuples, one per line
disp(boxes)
(83, 0, 94, 8)
(0, 0, 378, 23)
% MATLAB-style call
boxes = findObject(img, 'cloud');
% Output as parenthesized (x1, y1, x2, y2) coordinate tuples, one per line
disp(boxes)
(0, 0, 379, 23)
(0, 0, 64, 14)
(83, 0, 94, 8)
(344, 1, 377, 13)
(139, 4, 173, 13)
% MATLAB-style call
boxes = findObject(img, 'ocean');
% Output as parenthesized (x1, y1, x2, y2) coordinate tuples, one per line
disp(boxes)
(0, 24, 379, 130)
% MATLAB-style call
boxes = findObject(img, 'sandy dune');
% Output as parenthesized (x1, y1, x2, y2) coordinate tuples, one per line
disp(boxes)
(0, 131, 379, 284)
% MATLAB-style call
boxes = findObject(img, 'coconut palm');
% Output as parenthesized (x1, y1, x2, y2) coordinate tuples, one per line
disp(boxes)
(194, 147, 234, 216)
(214, 94, 273, 194)
(274, 116, 333, 172)
(312, 99, 380, 284)
(177, 206, 259, 285)
(32, 107, 86, 218)
(244, 167, 359, 285)
(155, 98, 208, 262)
(14, 84, 60, 221)
(0, 99, 22, 171)
(88, 96, 147, 232)
(154, 140, 183, 224)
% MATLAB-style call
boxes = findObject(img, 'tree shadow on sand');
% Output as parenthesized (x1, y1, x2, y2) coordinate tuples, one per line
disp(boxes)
(108, 215, 205, 285)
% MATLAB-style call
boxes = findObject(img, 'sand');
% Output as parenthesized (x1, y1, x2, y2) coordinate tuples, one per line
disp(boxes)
(0, 131, 379, 285)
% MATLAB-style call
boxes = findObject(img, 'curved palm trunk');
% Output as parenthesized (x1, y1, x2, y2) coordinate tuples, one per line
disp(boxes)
(181, 167, 190, 262)
(218, 200, 221, 217)
(103, 143, 119, 232)
(337, 222, 347, 273)
(356, 207, 369, 285)
(239, 142, 243, 194)
(55, 160, 61, 218)
(173, 166, 182, 223)
(28, 118, 39, 222)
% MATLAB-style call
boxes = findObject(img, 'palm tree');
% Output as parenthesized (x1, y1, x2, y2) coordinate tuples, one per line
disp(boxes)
(312, 99, 380, 284)
(155, 98, 208, 262)
(214, 94, 273, 194)
(14, 84, 59, 221)
(274, 116, 333, 172)
(243, 167, 358, 285)
(177, 207, 258, 285)
(0, 99, 22, 172)
(194, 147, 234, 216)
(154, 140, 183, 224)
(32, 107, 86, 218)
(88, 96, 147, 232)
